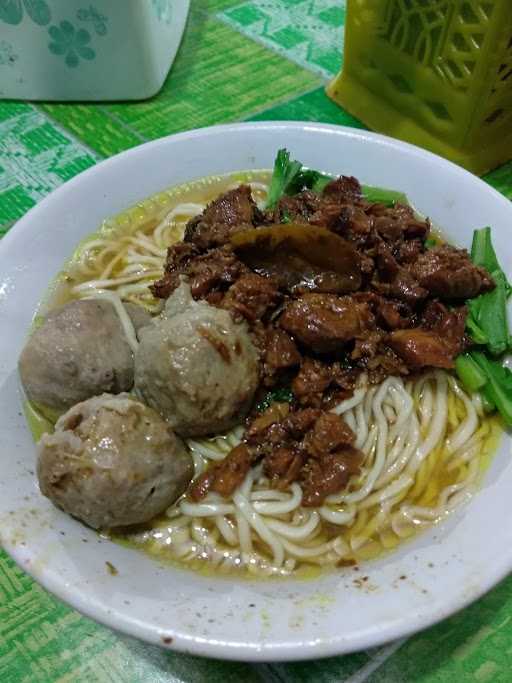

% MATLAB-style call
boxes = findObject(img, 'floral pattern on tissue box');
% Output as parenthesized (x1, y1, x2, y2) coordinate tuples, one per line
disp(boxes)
(0, 0, 188, 100)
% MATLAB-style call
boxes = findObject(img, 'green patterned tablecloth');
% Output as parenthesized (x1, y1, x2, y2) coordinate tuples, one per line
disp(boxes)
(2, 2, 512, 681)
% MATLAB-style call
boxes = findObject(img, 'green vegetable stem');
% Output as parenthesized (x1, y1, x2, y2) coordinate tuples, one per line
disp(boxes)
(466, 227, 512, 356)
(360, 185, 408, 207)
(456, 227, 512, 427)
(256, 387, 294, 412)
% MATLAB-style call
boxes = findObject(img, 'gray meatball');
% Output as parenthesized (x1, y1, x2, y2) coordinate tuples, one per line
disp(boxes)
(134, 281, 260, 437)
(125, 302, 152, 334)
(37, 393, 193, 529)
(19, 299, 150, 411)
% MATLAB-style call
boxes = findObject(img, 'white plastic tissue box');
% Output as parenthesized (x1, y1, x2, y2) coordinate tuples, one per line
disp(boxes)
(0, 0, 190, 100)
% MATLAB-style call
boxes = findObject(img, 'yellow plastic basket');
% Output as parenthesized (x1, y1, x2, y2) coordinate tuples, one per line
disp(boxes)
(327, 0, 512, 175)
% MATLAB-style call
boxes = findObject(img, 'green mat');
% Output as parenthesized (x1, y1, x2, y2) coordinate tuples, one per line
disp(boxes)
(2, 1, 512, 681)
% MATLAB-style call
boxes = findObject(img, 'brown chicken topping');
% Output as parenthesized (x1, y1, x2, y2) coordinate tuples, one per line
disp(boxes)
(189, 407, 363, 507)
(154, 174, 494, 505)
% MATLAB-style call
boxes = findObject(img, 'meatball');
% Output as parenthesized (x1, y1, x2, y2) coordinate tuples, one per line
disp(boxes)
(38, 393, 193, 529)
(125, 302, 152, 334)
(19, 299, 150, 411)
(134, 281, 260, 437)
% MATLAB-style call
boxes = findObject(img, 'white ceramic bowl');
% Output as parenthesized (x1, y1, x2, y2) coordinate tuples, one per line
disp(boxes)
(0, 122, 511, 662)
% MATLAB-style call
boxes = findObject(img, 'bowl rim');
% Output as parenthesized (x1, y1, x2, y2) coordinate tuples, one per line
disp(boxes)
(3, 120, 511, 250)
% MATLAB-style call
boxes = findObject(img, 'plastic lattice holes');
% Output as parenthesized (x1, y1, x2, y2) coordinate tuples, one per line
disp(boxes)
(481, 34, 512, 131)
(380, 0, 452, 67)
(327, 0, 512, 174)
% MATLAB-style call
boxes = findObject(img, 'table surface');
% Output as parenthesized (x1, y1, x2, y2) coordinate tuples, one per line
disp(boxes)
(2, 2, 512, 682)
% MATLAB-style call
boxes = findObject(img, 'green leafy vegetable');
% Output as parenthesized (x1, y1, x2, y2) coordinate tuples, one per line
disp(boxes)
(466, 270, 510, 355)
(471, 227, 511, 295)
(256, 387, 294, 412)
(265, 149, 409, 209)
(454, 354, 487, 393)
(465, 227, 511, 356)
(457, 228, 512, 426)
(360, 185, 408, 207)
(480, 393, 496, 414)
(457, 351, 512, 427)
(295, 168, 331, 194)
(281, 209, 292, 224)
(424, 237, 438, 250)
(265, 149, 304, 210)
